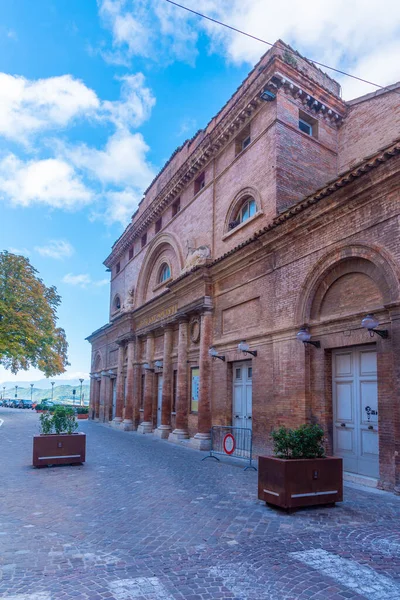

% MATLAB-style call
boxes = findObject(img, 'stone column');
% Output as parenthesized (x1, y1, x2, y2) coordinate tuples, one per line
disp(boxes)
(89, 377, 96, 420)
(137, 333, 154, 434)
(122, 338, 135, 431)
(191, 310, 213, 450)
(132, 337, 142, 429)
(94, 376, 101, 420)
(113, 343, 125, 425)
(169, 318, 190, 443)
(99, 373, 108, 422)
(154, 325, 174, 439)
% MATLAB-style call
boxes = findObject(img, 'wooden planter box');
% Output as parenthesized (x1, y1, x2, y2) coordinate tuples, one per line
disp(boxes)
(258, 456, 343, 510)
(33, 433, 86, 467)
(77, 414, 88, 420)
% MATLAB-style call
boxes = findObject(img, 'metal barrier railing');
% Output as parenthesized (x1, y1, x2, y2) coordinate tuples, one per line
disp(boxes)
(202, 426, 257, 471)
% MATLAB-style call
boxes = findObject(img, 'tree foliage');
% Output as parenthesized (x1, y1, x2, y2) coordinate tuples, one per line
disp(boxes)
(0, 251, 69, 376)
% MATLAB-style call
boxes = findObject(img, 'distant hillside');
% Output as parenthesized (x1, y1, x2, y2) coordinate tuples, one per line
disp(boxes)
(2, 384, 90, 405)
(1, 378, 89, 389)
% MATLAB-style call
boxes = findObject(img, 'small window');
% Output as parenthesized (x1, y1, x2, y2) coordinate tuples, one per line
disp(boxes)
(141, 233, 147, 248)
(172, 198, 181, 217)
(116, 262, 120, 274)
(235, 124, 251, 156)
(235, 368, 242, 380)
(247, 367, 252, 379)
(159, 263, 171, 283)
(229, 197, 256, 230)
(155, 217, 162, 234)
(298, 110, 318, 138)
(128, 246, 134, 260)
(172, 370, 177, 413)
(194, 172, 205, 195)
(113, 295, 121, 311)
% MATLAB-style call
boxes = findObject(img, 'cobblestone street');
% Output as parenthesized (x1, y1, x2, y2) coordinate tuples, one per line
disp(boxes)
(1, 409, 400, 599)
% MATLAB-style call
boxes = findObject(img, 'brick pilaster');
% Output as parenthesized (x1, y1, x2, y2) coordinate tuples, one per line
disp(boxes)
(169, 318, 190, 442)
(191, 310, 213, 450)
(138, 333, 154, 433)
(113, 343, 125, 424)
(122, 338, 135, 430)
(154, 325, 174, 439)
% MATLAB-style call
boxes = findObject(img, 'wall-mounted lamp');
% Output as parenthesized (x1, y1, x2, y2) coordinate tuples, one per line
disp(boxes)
(108, 369, 117, 379)
(238, 341, 258, 357)
(361, 314, 388, 339)
(143, 362, 154, 372)
(208, 347, 225, 361)
(154, 360, 163, 370)
(260, 89, 276, 101)
(296, 327, 321, 348)
(100, 370, 108, 376)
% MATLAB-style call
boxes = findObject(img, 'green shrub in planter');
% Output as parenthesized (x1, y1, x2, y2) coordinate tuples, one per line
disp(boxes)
(271, 424, 325, 459)
(75, 407, 89, 415)
(38, 406, 78, 435)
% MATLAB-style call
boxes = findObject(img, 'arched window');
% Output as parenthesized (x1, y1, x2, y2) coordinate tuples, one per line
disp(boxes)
(113, 295, 121, 311)
(229, 196, 256, 230)
(159, 263, 171, 283)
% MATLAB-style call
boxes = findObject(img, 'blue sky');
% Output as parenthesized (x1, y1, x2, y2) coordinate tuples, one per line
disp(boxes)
(1, 0, 399, 385)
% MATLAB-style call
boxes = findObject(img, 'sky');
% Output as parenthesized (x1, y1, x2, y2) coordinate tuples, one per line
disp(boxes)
(1, 0, 399, 386)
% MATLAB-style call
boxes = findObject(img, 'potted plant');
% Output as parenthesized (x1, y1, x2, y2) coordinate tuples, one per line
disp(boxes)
(75, 407, 89, 420)
(33, 405, 86, 467)
(258, 424, 342, 510)
(35, 399, 50, 413)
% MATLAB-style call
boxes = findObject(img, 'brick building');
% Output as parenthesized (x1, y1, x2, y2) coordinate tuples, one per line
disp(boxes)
(88, 40, 400, 491)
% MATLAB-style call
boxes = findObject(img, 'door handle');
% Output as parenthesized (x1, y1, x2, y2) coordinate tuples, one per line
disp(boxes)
(247, 416, 252, 420)
(340, 423, 346, 427)
(235, 415, 240, 418)
(368, 425, 373, 430)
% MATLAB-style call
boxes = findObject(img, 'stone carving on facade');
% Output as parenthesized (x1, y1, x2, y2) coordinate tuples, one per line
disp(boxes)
(124, 287, 135, 311)
(183, 244, 211, 272)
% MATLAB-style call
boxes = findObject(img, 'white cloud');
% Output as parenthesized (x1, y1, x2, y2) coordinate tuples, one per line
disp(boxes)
(0, 154, 92, 209)
(103, 74, 155, 130)
(0, 73, 99, 144)
(57, 129, 155, 225)
(35, 240, 75, 260)
(0, 69, 154, 145)
(98, 0, 400, 99)
(8, 247, 31, 256)
(62, 273, 109, 288)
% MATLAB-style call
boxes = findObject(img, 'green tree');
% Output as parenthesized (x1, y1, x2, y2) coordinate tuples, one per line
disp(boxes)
(0, 251, 69, 376)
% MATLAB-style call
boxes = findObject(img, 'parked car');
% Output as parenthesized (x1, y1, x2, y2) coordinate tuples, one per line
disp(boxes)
(18, 399, 33, 409)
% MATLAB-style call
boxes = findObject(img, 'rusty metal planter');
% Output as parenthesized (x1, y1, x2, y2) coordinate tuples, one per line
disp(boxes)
(258, 456, 343, 510)
(32, 433, 86, 467)
(77, 414, 88, 420)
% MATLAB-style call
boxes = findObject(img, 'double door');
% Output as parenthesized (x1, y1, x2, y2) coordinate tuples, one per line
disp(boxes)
(333, 346, 379, 478)
(233, 361, 253, 430)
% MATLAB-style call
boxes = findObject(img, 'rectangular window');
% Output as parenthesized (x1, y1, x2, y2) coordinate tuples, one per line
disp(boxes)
(298, 110, 318, 138)
(235, 124, 251, 156)
(194, 172, 205, 195)
(140, 374, 145, 410)
(155, 217, 162, 233)
(128, 246, 134, 260)
(190, 367, 200, 412)
(172, 197, 181, 216)
(141, 232, 147, 248)
(116, 262, 120, 274)
(172, 369, 177, 413)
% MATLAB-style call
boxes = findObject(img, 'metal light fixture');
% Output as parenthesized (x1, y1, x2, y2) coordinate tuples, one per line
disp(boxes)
(208, 347, 226, 361)
(260, 89, 276, 101)
(238, 340, 257, 357)
(143, 362, 154, 372)
(100, 370, 108, 376)
(296, 327, 321, 348)
(108, 369, 116, 379)
(154, 360, 163, 370)
(361, 314, 388, 339)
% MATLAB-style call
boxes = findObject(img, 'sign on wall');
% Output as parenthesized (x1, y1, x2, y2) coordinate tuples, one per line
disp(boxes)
(136, 304, 178, 329)
(191, 367, 200, 412)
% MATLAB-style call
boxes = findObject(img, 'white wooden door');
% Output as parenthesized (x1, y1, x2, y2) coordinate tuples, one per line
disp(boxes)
(333, 346, 379, 478)
(112, 378, 117, 420)
(157, 374, 163, 427)
(233, 361, 253, 430)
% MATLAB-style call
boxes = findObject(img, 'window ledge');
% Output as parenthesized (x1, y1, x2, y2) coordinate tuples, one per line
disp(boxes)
(222, 210, 263, 241)
(153, 276, 172, 292)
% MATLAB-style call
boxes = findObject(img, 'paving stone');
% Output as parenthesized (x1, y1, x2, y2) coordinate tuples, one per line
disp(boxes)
(1, 408, 400, 599)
